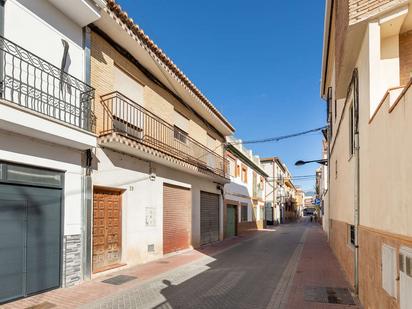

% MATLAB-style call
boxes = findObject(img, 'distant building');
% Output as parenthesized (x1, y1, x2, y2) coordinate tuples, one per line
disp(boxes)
(260, 157, 297, 224)
(224, 137, 268, 236)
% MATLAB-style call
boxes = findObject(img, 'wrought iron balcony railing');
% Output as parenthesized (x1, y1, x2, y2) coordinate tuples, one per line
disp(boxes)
(0, 36, 95, 132)
(101, 91, 228, 178)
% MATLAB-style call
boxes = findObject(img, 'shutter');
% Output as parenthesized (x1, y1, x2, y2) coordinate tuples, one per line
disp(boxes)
(200, 191, 219, 245)
(163, 184, 191, 254)
(114, 66, 144, 104)
(174, 110, 189, 133)
(382, 244, 396, 297)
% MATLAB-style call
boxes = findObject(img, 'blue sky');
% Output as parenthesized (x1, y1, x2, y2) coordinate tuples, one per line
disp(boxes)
(117, 0, 326, 191)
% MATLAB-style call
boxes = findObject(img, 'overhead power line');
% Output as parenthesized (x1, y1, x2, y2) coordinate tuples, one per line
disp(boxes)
(227, 126, 327, 146)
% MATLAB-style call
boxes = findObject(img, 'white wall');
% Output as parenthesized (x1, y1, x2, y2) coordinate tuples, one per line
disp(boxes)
(93, 147, 223, 266)
(4, 0, 84, 81)
(0, 129, 84, 236)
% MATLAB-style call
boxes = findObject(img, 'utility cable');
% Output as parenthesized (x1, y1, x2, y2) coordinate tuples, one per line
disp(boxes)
(226, 126, 327, 146)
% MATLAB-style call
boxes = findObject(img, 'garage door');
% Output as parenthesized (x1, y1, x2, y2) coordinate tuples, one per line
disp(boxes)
(93, 189, 122, 273)
(200, 191, 220, 245)
(163, 184, 191, 254)
(0, 184, 62, 303)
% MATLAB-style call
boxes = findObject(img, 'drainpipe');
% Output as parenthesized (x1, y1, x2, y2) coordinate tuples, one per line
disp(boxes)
(273, 160, 276, 224)
(353, 69, 360, 295)
(326, 87, 332, 240)
(82, 149, 93, 280)
(0, 0, 5, 99)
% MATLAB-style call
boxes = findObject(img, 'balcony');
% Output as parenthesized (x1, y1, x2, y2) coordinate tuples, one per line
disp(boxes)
(0, 36, 95, 132)
(100, 92, 228, 178)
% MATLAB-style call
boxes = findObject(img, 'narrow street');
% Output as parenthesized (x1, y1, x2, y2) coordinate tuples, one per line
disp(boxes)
(5, 219, 359, 309)
(83, 222, 307, 309)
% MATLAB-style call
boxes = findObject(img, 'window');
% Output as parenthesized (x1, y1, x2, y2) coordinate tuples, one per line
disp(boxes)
(241, 166, 247, 183)
(228, 158, 236, 177)
(253, 172, 257, 196)
(335, 160, 338, 179)
(327, 87, 333, 134)
(382, 244, 397, 297)
(334, 99, 337, 121)
(348, 224, 355, 247)
(241, 204, 248, 222)
(236, 164, 240, 177)
(4, 163, 63, 188)
(174, 126, 188, 144)
(349, 104, 355, 156)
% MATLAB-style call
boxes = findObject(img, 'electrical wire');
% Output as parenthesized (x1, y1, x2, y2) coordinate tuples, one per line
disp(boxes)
(227, 126, 327, 146)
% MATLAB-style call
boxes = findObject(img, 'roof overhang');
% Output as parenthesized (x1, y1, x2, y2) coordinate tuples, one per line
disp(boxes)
(49, 0, 104, 27)
(93, 7, 235, 137)
(227, 144, 268, 177)
(320, 0, 333, 99)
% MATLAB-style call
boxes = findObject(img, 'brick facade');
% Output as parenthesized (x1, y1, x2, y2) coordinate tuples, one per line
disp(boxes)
(90, 30, 224, 150)
(399, 31, 412, 86)
(359, 226, 412, 309)
(349, 0, 405, 24)
(329, 219, 355, 286)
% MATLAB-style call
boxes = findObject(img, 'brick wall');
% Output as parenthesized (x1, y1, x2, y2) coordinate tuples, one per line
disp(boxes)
(90, 31, 224, 149)
(329, 219, 355, 286)
(359, 226, 412, 309)
(349, 0, 404, 24)
(399, 31, 412, 85)
(335, 0, 349, 85)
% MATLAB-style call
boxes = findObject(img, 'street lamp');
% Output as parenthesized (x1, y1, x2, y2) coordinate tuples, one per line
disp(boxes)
(295, 159, 328, 166)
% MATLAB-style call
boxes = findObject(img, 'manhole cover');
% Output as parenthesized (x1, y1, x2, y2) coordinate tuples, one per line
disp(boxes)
(304, 287, 356, 305)
(102, 275, 137, 285)
(25, 302, 56, 309)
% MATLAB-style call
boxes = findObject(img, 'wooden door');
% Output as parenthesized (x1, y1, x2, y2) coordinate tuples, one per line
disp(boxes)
(93, 188, 122, 273)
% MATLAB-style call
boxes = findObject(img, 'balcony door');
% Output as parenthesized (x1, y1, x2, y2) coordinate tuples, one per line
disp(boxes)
(112, 66, 145, 139)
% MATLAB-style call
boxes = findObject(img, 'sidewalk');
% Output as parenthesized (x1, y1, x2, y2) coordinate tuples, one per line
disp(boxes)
(2, 231, 260, 309)
(285, 223, 362, 308)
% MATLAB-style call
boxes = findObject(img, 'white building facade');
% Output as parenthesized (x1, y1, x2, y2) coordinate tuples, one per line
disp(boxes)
(260, 157, 295, 224)
(224, 137, 267, 235)
(0, 0, 104, 303)
(88, 0, 235, 277)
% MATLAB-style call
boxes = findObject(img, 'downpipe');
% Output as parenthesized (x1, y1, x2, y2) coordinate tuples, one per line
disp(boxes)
(353, 69, 360, 295)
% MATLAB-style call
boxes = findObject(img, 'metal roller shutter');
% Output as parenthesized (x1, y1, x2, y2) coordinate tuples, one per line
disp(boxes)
(163, 184, 191, 254)
(200, 191, 220, 245)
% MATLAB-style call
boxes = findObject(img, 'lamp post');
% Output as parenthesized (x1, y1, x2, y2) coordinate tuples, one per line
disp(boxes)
(295, 159, 328, 166)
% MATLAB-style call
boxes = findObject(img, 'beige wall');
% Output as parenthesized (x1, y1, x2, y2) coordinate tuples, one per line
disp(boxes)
(324, 4, 412, 309)
(90, 31, 224, 154)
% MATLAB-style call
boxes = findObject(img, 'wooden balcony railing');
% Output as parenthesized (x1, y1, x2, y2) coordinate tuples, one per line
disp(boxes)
(100, 91, 228, 178)
(0, 36, 95, 132)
